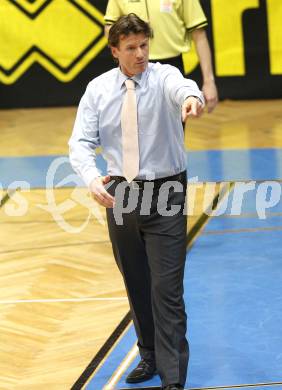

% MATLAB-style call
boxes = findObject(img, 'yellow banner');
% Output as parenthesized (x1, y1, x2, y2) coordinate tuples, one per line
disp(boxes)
(0, 0, 107, 84)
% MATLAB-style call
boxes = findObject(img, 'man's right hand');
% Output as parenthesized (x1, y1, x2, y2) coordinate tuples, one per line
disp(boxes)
(89, 176, 115, 208)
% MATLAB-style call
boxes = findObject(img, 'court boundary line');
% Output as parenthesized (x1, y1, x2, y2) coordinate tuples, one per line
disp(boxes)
(0, 189, 16, 208)
(186, 182, 234, 247)
(208, 212, 282, 218)
(71, 312, 132, 390)
(104, 343, 139, 390)
(203, 226, 282, 235)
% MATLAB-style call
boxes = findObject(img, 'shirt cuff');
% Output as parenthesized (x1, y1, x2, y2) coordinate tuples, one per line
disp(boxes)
(184, 92, 205, 106)
(83, 169, 102, 188)
(175, 79, 204, 107)
(184, 93, 205, 106)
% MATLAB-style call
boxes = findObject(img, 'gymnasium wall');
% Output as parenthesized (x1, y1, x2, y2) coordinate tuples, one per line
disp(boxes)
(0, 0, 281, 108)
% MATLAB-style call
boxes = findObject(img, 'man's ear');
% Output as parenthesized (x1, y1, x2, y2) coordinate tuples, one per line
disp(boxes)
(111, 46, 119, 59)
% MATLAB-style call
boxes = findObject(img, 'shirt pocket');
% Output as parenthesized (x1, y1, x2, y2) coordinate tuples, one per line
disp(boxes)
(138, 109, 158, 135)
(137, 85, 160, 135)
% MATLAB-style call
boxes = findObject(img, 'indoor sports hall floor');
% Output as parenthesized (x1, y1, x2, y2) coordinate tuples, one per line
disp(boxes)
(0, 100, 282, 389)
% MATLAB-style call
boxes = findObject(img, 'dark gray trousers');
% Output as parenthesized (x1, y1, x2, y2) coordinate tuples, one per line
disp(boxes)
(106, 172, 188, 386)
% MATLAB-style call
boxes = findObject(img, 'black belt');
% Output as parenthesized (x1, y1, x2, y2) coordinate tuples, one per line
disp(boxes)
(110, 171, 186, 189)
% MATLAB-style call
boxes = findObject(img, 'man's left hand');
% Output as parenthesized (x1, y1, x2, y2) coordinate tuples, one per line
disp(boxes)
(182, 96, 204, 122)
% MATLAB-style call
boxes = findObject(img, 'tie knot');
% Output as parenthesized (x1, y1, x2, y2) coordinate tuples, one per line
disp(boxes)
(125, 79, 135, 90)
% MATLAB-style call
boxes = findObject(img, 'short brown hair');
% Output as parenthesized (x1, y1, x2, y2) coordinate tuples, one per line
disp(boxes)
(108, 13, 153, 47)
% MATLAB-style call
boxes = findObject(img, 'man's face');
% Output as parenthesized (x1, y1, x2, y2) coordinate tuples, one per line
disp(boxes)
(111, 33, 149, 77)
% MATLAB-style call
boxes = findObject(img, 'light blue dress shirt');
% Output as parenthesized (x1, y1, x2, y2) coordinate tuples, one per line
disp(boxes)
(69, 62, 204, 186)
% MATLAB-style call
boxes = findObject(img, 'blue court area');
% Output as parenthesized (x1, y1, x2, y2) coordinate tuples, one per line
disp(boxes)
(1, 148, 282, 189)
(84, 190, 282, 388)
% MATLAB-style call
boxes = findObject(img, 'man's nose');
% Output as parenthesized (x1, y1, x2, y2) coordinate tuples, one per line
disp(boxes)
(136, 47, 144, 58)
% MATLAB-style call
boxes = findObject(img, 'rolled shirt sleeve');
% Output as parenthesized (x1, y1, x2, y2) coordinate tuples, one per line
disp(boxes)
(68, 83, 102, 187)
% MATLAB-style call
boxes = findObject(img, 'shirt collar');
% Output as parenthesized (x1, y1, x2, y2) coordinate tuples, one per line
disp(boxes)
(117, 66, 148, 89)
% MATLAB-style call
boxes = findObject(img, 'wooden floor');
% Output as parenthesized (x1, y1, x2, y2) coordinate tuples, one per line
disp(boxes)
(1, 100, 282, 157)
(0, 99, 282, 389)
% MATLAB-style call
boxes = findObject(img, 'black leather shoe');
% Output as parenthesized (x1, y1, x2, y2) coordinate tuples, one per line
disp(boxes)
(163, 385, 184, 390)
(126, 359, 157, 383)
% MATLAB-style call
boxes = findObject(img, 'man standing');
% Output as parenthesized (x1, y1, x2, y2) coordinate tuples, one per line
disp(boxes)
(69, 14, 203, 390)
(104, 0, 218, 112)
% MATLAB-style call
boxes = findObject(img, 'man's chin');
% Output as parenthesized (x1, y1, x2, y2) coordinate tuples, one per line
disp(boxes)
(136, 62, 147, 71)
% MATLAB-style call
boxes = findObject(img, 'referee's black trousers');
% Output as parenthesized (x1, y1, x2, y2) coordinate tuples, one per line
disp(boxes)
(106, 171, 188, 387)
